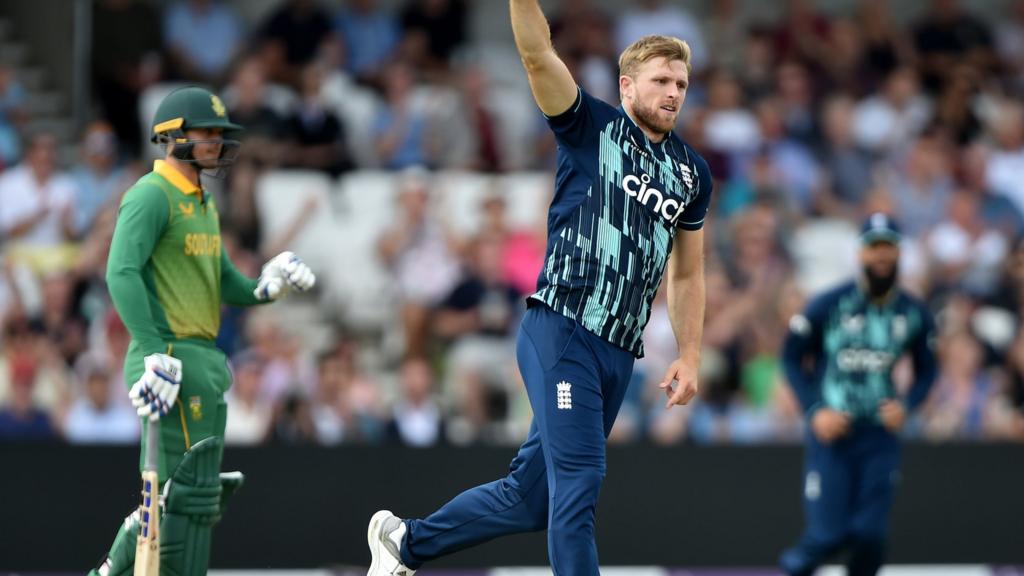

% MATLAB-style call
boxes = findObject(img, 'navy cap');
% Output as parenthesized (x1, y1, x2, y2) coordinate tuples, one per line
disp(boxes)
(860, 212, 902, 245)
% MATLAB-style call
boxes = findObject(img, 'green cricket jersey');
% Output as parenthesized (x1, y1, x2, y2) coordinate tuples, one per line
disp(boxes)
(107, 160, 261, 356)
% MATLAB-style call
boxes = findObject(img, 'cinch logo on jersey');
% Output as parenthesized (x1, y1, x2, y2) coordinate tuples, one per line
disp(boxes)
(622, 172, 685, 225)
(836, 348, 895, 373)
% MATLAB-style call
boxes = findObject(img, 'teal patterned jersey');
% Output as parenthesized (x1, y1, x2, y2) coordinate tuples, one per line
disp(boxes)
(529, 87, 713, 357)
(783, 281, 938, 423)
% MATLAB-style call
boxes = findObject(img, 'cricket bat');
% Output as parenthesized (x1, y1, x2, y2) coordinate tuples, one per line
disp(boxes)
(134, 418, 160, 576)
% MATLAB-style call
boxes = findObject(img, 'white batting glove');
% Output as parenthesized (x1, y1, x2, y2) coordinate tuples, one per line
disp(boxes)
(254, 251, 316, 301)
(129, 353, 183, 421)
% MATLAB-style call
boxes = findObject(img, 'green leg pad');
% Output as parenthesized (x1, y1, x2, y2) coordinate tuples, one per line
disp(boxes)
(91, 438, 242, 576)
(160, 436, 224, 576)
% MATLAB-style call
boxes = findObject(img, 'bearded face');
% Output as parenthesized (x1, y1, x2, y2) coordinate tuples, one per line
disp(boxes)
(621, 56, 688, 138)
(860, 241, 900, 298)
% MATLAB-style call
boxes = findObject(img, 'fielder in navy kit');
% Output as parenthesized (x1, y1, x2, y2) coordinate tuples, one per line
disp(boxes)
(780, 214, 938, 576)
(365, 1, 712, 575)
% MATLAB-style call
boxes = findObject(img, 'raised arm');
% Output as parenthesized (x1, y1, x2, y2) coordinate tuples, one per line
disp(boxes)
(510, 0, 579, 116)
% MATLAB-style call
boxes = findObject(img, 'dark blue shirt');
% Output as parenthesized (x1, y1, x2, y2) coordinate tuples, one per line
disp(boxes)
(0, 408, 56, 441)
(782, 280, 938, 423)
(530, 87, 713, 357)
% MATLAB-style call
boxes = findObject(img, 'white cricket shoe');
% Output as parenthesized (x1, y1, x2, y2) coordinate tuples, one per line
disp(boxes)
(367, 510, 416, 576)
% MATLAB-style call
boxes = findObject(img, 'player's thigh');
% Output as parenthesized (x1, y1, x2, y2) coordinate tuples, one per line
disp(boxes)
(517, 307, 605, 472)
(850, 443, 901, 538)
(803, 437, 855, 540)
(172, 343, 231, 444)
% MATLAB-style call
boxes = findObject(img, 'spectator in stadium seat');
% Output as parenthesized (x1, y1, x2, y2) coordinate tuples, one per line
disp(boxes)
(919, 331, 1005, 440)
(309, 342, 389, 445)
(399, 0, 468, 76)
(267, 390, 319, 444)
(334, 0, 400, 88)
(912, 0, 996, 94)
(614, 0, 707, 74)
(285, 62, 352, 176)
(71, 121, 138, 239)
(852, 67, 932, 158)
(224, 351, 272, 446)
(245, 310, 317, 407)
(471, 193, 544, 298)
(257, 0, 336, 87)
(926, 191, 1009, 298)
(854, 0, 914, 94)
(28, 271, 87, 368)
(775, 60, 819, 146)
(984, 100, 1024, 218)
(223, 57, 291, 251)
(884, 131, 955, 240)
(373, 60, 438, 170)
(450, 66, 503, 173)
(0, 64, 27, 168)
(0, 316, 67, 416)
(817, 94, 875, 217)
(387, 357, 442, 447)
(702, 69, 761, 157)
(91, 0, 162, 158)
(549, 0, 616, 104)
(704, 0, 749, 76)
(435, 233, 523, 444)
(311, 348, 350, 445)
(0, 346, 55, 441)
(931, 63, 984, 147)
(987, 235, 1024, 315)
(771, 0, 831, 71)
(745, 98, 820, 214)
(0, 133, 80, 273)
(820, 19, 869, 98)
(958, 142, 1024, 240)
(1000, 322, 1024, 439)
(163, 0, 243, 85)
(377, 169, 461, 357)
(736, 27, 777, 103)
(63, 356, 138, 444)
(995, 0, 1024, 94)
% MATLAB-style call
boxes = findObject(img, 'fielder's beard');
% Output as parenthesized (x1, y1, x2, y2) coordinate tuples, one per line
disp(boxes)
(630, 95, 675, 136)
(863, 262, 899, 298)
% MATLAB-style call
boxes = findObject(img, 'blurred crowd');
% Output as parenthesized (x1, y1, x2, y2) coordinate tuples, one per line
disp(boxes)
(1, 0, 1024, 447)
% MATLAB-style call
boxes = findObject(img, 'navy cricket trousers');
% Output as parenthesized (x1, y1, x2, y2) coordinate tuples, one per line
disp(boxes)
(780, 425, 901, 576)
(400, 304, 635, 575)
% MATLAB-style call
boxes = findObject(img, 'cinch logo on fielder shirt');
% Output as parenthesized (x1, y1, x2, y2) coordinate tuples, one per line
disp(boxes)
(836, 348, 895, 373)
(622, 172, 685, 225)
(556, 381, 572, 410)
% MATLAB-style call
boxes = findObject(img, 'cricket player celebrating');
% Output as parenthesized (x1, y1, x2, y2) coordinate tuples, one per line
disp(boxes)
(366, 1, 711, 574)
(779, 213, 938, 576)
(89, 86, 315, 576)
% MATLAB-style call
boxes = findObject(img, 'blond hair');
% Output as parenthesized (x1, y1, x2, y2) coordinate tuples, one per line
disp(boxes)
(618, 35, 692, 78)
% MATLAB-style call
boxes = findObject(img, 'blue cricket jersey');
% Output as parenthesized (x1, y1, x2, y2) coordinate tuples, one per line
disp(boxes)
(529, 87, 713, 358)
(782, 280, 939, 423)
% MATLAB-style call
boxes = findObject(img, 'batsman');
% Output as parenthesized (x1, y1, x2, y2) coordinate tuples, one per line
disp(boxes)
(90, 86, 316, 576)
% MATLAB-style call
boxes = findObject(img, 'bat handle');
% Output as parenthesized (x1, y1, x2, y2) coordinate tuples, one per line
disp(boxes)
(144, 418, 159, 472)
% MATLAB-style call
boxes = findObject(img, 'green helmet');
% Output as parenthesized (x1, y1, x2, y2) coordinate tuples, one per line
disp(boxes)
(151, 86, 243, 177)
(151, 86, 242, 142)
